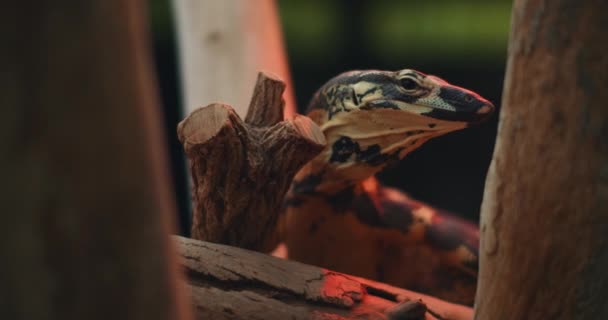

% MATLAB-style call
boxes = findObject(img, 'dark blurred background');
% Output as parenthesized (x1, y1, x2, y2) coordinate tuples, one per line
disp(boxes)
(149, 0, 511, 235)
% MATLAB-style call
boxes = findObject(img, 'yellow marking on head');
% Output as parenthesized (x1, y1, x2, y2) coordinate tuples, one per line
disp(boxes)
(352, 81, 383, 102)
(389, 101, 434, 114)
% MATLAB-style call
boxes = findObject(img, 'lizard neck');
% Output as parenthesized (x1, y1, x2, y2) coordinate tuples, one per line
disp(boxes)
(291, 108, 466, 197)
(290, 152, 361, 196)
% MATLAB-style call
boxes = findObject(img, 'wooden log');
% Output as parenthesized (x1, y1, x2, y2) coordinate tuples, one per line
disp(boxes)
(172, 0, 297, 118)
(175, 236, 473, 320)
(475, 1, 608, 319)
(177, 72, 326, 251)
(0, 2, 190, 320)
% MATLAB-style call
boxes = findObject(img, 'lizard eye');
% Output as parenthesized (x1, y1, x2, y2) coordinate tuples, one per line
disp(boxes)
(464, 94, 474, 103)
(400, 78, 419, 90)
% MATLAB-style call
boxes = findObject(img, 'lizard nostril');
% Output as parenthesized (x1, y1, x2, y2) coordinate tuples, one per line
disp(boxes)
(476, 104, 493, 114)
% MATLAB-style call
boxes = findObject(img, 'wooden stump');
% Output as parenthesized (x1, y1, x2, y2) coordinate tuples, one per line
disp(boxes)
(177, 72, 326, 251)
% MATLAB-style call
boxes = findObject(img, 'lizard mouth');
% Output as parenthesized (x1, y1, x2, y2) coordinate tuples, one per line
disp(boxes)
(359, 99, 495, 124)
(468, 103, 495, 124)
(421, 102, 495, 124)
(412, 84, 495, 123)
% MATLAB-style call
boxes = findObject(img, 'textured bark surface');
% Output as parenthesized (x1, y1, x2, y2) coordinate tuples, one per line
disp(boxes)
(178, 72, 326, 251)
(175, 236, 473, 320)
(476, 1, 608, 319)
(0, 2, 190, 320)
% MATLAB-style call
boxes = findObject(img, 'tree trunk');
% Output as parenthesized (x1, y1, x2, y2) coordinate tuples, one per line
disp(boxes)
(0, 2, 191, 320)
(172, 0, 297, 118)
(175, 236, 473, 320)
(475, 1, 608, 319)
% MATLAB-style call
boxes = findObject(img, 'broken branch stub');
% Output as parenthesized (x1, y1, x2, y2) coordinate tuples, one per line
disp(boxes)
(177, 72, 326, 251)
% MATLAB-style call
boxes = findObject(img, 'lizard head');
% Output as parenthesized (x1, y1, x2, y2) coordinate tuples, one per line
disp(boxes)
(302, 69, 495, 189)
(307, 69, 494, 125)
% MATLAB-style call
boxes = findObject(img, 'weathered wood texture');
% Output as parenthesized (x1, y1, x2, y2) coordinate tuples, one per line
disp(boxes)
(177, 72, 326, 251)
(476, 1, 608, 319)
(172, 0, 297, 118)
(0, 2, 191, 320)
(176, 236, 473, 320)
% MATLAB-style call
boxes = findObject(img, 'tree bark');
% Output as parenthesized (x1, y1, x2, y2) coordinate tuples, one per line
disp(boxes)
(177, 72, 325, 251)
(0, 2, 191, 320)
(175, 236, 473, 320)
(476, 1, 608, 319)
(172, 0, 297, 118)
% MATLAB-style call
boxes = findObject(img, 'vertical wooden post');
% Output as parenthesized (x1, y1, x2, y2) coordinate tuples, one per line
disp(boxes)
(172, 0, 297, 118)
(476, 1, 608, 319)
(0, 2, 191, 320)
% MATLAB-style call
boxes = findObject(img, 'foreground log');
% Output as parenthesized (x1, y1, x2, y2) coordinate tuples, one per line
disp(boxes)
(476, 1, 608, 319)
(177, 72, 326, 251)
(175, 236, 473, 320)
(1, 2, 190, 320)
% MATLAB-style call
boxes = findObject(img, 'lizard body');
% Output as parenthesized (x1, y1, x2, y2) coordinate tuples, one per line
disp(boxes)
(280, 69, 494, 306)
